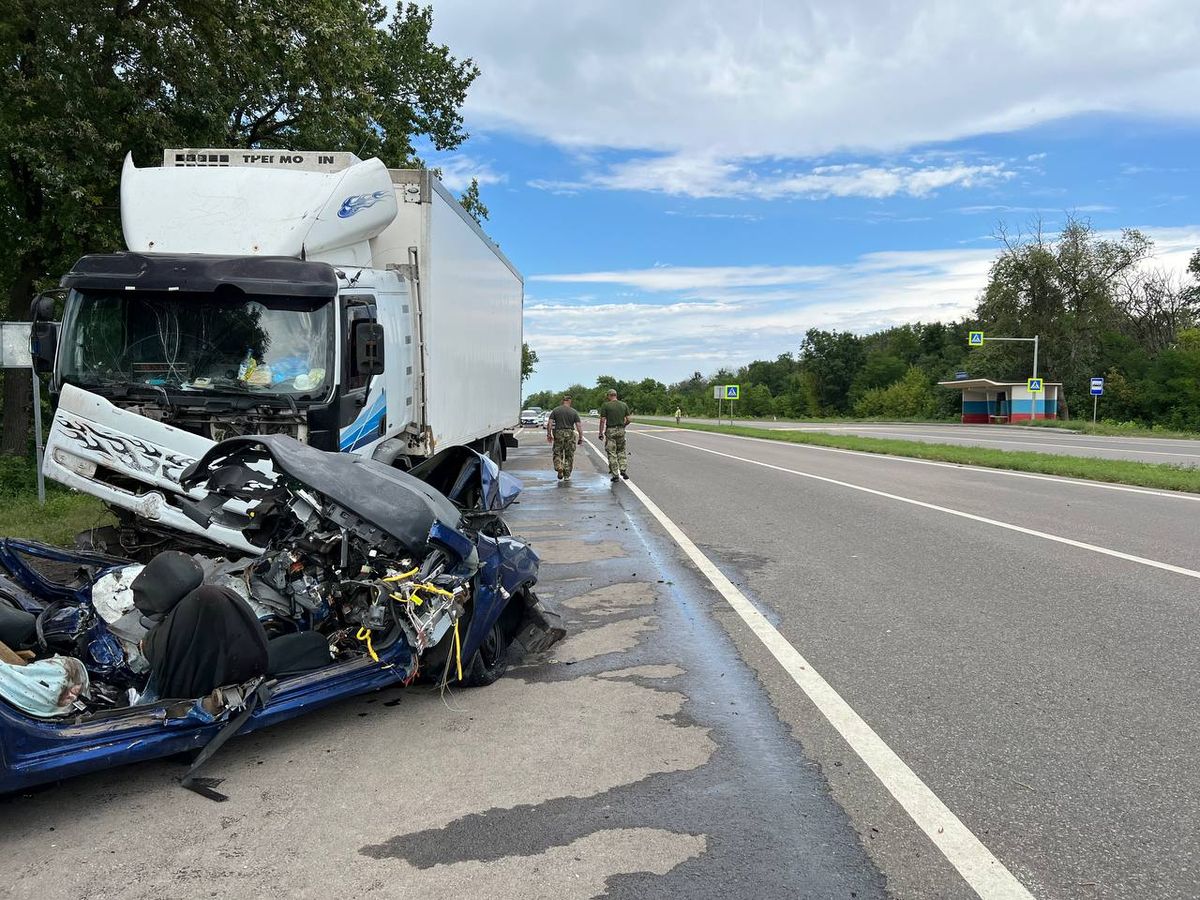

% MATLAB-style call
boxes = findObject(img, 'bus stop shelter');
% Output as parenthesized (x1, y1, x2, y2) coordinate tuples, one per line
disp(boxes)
(938, 378, 1061, 423)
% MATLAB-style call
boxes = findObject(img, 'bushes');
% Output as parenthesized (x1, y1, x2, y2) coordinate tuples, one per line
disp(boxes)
(852, 367, 938, 419)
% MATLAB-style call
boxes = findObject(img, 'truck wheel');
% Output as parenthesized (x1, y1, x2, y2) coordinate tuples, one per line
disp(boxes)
(487, 435, 504, 469)
(461, 619, 509, 687)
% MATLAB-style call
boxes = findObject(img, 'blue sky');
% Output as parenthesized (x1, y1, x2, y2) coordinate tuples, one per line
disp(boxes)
(423, 1, 1200, 394)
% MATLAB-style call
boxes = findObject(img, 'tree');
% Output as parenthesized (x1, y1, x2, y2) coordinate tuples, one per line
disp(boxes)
(1114, 268, 1199, 354)
(976, 217, 1151, 413)
(458, 178, 489, 225)
(0, 1, 479, 454)
(799, 329, 865, 414)
(521, 342, 538, 382)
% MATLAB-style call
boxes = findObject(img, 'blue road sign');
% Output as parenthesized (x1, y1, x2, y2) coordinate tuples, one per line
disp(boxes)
(1090, 377, 1104, 396)
(1027, 378, 1043, 393)
(725, 385, 740, 400)
(955, 371, 969, 380)
(968, 331, 984, 346)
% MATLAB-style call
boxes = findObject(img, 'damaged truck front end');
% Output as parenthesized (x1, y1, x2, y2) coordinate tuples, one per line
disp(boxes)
(1, 435, 562, 796)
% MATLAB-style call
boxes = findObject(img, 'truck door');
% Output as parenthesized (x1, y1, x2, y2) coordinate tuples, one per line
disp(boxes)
(339, 295, 386, 452)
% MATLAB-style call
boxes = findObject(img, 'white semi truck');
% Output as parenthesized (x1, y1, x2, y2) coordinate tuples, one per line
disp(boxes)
(36, 149, 523, 555)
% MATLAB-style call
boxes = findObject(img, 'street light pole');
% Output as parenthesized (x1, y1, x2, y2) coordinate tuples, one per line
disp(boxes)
(1031, 334, 1039, 421)
(975, 334, 1041, 422)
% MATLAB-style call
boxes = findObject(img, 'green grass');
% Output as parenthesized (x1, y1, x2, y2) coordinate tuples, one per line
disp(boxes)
(637, 420, 1200, 493)
(1025, 419, 1200, 440)
(0, 492, 112, 546)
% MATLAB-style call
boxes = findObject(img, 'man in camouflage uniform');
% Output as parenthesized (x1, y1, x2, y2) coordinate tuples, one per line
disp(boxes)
(598, 389, 631, 482)
(546, 395, 584, 480)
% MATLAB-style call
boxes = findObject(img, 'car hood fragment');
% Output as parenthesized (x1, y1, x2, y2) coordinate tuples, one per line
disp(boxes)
(181, 434, 465, 554)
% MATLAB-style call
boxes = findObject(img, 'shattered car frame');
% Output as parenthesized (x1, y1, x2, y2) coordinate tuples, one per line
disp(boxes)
(0, 437, 561, 797)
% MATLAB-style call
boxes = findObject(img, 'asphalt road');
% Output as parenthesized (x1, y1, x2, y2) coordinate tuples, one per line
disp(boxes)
(641, 417, 1200, 466)
(2, 445, 885, 900)
(614, 422, 1200, 899)
(5, 428, 1197, 898)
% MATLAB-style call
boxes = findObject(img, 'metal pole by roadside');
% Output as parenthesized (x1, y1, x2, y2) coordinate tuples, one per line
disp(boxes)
(1031, 334, 1039, 421)
(31, 365, 46, 504)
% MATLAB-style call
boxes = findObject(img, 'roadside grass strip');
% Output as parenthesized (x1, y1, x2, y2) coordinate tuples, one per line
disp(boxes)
(0, 493, 111, 546)
(1026, 419, 1200, 441)
(640, 421, 1200, 494)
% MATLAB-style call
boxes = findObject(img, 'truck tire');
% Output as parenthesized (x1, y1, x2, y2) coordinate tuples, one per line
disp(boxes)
(487, 435, 504, 469)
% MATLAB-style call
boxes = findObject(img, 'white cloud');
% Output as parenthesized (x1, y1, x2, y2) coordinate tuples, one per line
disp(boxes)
(956, 203, 1115, 216)
(431, 0, 1200, 160)
(522, 226, 1200, 389)
(428, 154, 506, 192)
(532, 157, 1012, 199)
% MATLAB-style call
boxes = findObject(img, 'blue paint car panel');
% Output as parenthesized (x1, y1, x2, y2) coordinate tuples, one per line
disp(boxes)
(0, 442, 543, 795)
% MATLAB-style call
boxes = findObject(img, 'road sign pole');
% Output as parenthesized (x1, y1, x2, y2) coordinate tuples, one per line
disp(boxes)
(1093, 394, 1097, 424)
(1031, 334, 1039, 421)
(967, 332, 1042, 422)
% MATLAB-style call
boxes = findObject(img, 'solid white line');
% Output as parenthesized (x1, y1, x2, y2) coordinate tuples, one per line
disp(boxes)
(629, 424, 1200, 503)
(582, 439, 1035, 899)
(630, 430, 1200, 580)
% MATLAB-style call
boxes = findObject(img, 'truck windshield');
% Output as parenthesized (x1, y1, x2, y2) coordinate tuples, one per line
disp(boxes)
(58, 290, 335, 398)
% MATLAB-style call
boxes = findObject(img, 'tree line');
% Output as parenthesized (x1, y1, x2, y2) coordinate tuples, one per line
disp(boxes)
(526, 220, 1200, 429)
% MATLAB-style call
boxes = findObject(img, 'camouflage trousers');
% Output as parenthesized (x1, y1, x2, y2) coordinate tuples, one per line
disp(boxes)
(604, 426, 627, 475)
(552, 429, 577, 476)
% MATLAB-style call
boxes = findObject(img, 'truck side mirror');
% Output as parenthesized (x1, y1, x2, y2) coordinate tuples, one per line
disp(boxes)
(354, 321, 385, 376)
(30, 293, 57, 322)
(31, 321, 58, 374)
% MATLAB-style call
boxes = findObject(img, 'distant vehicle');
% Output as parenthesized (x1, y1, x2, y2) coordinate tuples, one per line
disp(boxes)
(588, 409, 599, 416)
(519, 409, 541, 426)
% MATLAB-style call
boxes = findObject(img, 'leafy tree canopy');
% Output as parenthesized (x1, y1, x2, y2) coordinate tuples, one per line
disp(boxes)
(0, 0, 478, 452)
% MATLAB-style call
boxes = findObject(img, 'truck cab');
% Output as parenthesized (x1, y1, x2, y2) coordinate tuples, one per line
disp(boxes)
(52, 252, 394, 453)
(39, 149, 523, 557)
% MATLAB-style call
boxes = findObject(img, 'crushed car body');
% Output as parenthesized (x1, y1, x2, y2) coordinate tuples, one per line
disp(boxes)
(0, 435, 562, 796)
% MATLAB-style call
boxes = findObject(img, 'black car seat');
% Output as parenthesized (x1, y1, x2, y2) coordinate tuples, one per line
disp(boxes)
(0, 601, 37, 651)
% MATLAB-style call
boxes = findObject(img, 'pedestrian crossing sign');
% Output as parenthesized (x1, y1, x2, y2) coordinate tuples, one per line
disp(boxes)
(725, 385, 740, 400)
(1027, 378, 1043, 393)
(968, 331, 984, 346)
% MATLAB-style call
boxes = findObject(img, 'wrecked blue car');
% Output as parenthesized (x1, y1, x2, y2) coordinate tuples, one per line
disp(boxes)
(0, 437, 562, 798)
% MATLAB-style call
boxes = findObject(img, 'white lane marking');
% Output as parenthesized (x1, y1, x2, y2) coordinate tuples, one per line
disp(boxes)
(582, 439, 1035, 899)
(805, 428, 1200, 460)
(630, 430, 1200, 580)
(629, 424, 1200, 503)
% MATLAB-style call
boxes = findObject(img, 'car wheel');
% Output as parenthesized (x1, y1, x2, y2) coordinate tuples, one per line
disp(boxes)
(461, 619, 509, 687)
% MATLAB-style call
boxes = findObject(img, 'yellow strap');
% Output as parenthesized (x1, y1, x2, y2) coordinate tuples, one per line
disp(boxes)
(383, 568, 420, 582)
(392, 590, 422, 607)
(453, 618, 463, 682)
(356, 626, 379, 662)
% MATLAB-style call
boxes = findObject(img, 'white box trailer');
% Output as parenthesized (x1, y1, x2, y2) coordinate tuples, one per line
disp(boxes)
(41, 150, 523, 554)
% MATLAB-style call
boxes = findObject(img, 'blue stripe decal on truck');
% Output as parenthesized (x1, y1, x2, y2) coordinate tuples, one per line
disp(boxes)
(339, 390, 386, 452)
